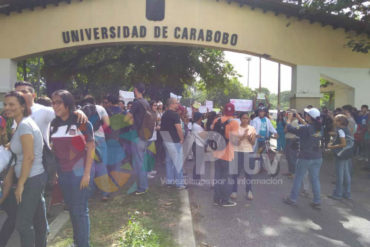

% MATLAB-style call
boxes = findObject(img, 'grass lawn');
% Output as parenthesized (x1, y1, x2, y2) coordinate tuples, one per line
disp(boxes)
(49, 176, 181, 247)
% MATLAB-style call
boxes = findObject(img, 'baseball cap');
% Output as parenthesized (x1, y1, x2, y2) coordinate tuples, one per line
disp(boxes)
(0, 116, 6, 129)
(224, 103, 235, 116)
(304, 108, 320, 119)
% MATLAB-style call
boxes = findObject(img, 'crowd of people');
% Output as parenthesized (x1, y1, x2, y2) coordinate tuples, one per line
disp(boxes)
(0, 80, 369, 247)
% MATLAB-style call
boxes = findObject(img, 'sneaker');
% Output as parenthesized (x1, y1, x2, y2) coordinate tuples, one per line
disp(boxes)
(213, 200, 220, 206)
(230, 192, 237, 199)
(301, 190, 309, 198)
(283, 197, 297, 207)
(147, 174, 155, 179)
(327, 195, 342, 201)
(220, 200, 237, 207)
(247, 191, 253, 200)
(310, 202, 321, 210)
(177, 185, 187, 190)
(150, 170, 158, 175)
(134, 190, 148, 195)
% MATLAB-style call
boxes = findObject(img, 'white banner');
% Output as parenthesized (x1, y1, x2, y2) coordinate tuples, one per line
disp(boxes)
(230, 99, 253, 112)
(119, 90, 135, 105)
(170, 92, 182, 100)
(198, 106, 207, 113)
(205, 100, 213, 111)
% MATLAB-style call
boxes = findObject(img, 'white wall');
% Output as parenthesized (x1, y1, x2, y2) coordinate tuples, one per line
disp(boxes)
(0, 59, 17, 93)
(292, 65, 370, 108)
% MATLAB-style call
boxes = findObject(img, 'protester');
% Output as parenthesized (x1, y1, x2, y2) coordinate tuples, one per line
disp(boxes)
(355, 105, 369, 161)
(283, 110, 299, 178)
(127, 101, 133, 112)
(192, 112, 206, 181)
(155, 100, 165, 165)
(50, 90, 95, 247)
(160, 98, 186, 189)
(0, 115, 16, 247)
(147, 100, 160, 179)
(283, 108, 323, 209)
(3, 91, 47, 247)
(251, 106, 277, 153)
(328, 114, 352, 200)
(35, 96, 52, 107)
(321, 107, 333, 149)
(211, 103, 239, 207)
(118, 100, 126, 112)
(231, 112, 256, 201)
(128, 83, 151, 194)
(276, 112, 286, 152)
(82, 95, 111, 201)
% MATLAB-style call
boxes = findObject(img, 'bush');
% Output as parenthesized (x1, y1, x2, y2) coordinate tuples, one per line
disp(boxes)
(120, 215, 160, 247)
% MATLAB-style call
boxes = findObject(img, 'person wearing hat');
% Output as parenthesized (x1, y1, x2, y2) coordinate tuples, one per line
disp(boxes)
(283, 108, 323, 210)
(251, 106, 278, 152)
(211, 103, 240, 207)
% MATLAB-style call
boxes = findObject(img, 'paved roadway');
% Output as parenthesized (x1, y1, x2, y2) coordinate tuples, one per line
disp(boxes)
(186, 153, 370, 247)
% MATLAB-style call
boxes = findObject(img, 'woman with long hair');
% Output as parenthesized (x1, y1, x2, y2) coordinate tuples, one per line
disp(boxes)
(231, 112, 256, 200)
(50, 90, 95, 247)
(2, 91, 47, 247)
(283, 108, 323, 210)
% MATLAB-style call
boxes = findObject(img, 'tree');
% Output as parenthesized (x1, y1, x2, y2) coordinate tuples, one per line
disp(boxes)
(282, 0, 370, 53)
(182, 77, 254, 108)
(40, 45, 235, 102)
(17, 57, 44, 95)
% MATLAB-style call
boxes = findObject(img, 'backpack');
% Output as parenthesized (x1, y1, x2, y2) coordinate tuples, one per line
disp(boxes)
(207, 118, 232, 151)
(333, 128, 354, 160)
(138, 100, 156, 140)
(81, 103, 102, 132)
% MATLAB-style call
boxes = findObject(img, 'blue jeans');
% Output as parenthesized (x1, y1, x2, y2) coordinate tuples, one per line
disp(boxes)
(131, 137, 149, 192)
(16, 172, 48, 247)
(163, 142, 184, 187)
(232, 152, 254, 193)
(0, 188, 17, 247)
(214, 159, 233, 203)
(58, 170, 93, 247)
(285, 138, 298, 174)
(289, 158, 322, 204)
(333, 158, 351, 199)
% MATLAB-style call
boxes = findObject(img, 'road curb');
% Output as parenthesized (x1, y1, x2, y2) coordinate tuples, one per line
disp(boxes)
(47, 211, 70, 242)
(177, 189, 197, 247)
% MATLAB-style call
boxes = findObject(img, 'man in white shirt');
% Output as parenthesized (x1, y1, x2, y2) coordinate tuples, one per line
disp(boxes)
(15, 82, 87, 146)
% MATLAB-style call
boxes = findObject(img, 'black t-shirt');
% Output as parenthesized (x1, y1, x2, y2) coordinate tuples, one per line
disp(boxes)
(130, 98, 149, 130)
(160, 110, 181, 143)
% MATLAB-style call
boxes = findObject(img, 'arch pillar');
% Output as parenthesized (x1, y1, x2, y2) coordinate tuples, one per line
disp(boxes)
(0, 59, 17, 109)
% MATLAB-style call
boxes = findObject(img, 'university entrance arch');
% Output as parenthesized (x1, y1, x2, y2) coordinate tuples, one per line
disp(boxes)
(0, 0, 369, 108)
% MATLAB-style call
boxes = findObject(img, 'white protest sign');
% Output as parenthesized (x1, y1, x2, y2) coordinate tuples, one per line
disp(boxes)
(119, 90, 135, 105)
(170, 92, 182, 101)
(198, 106, 207, 113)
(257, 93, 265, 100)
(205, 100, 213, 111)
(230, 99, 253, 112)
(187, 107, 192, 118)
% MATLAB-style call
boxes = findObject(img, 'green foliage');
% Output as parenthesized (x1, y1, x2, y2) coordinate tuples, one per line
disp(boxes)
(182, 76, 256, 108)
(17, 57, 45, 95)
(284, 0, 369, 53)
(38, 45, 235, 101)
(120, 214, 160, 247)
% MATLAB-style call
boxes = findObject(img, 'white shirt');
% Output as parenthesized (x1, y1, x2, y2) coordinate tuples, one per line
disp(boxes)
(95, 105, 109, 138)
(192, 122, 205, 147)
(30, 103, 55, 146)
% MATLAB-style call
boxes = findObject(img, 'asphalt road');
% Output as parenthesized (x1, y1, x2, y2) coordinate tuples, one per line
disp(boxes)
(187, 153, 370, 247)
